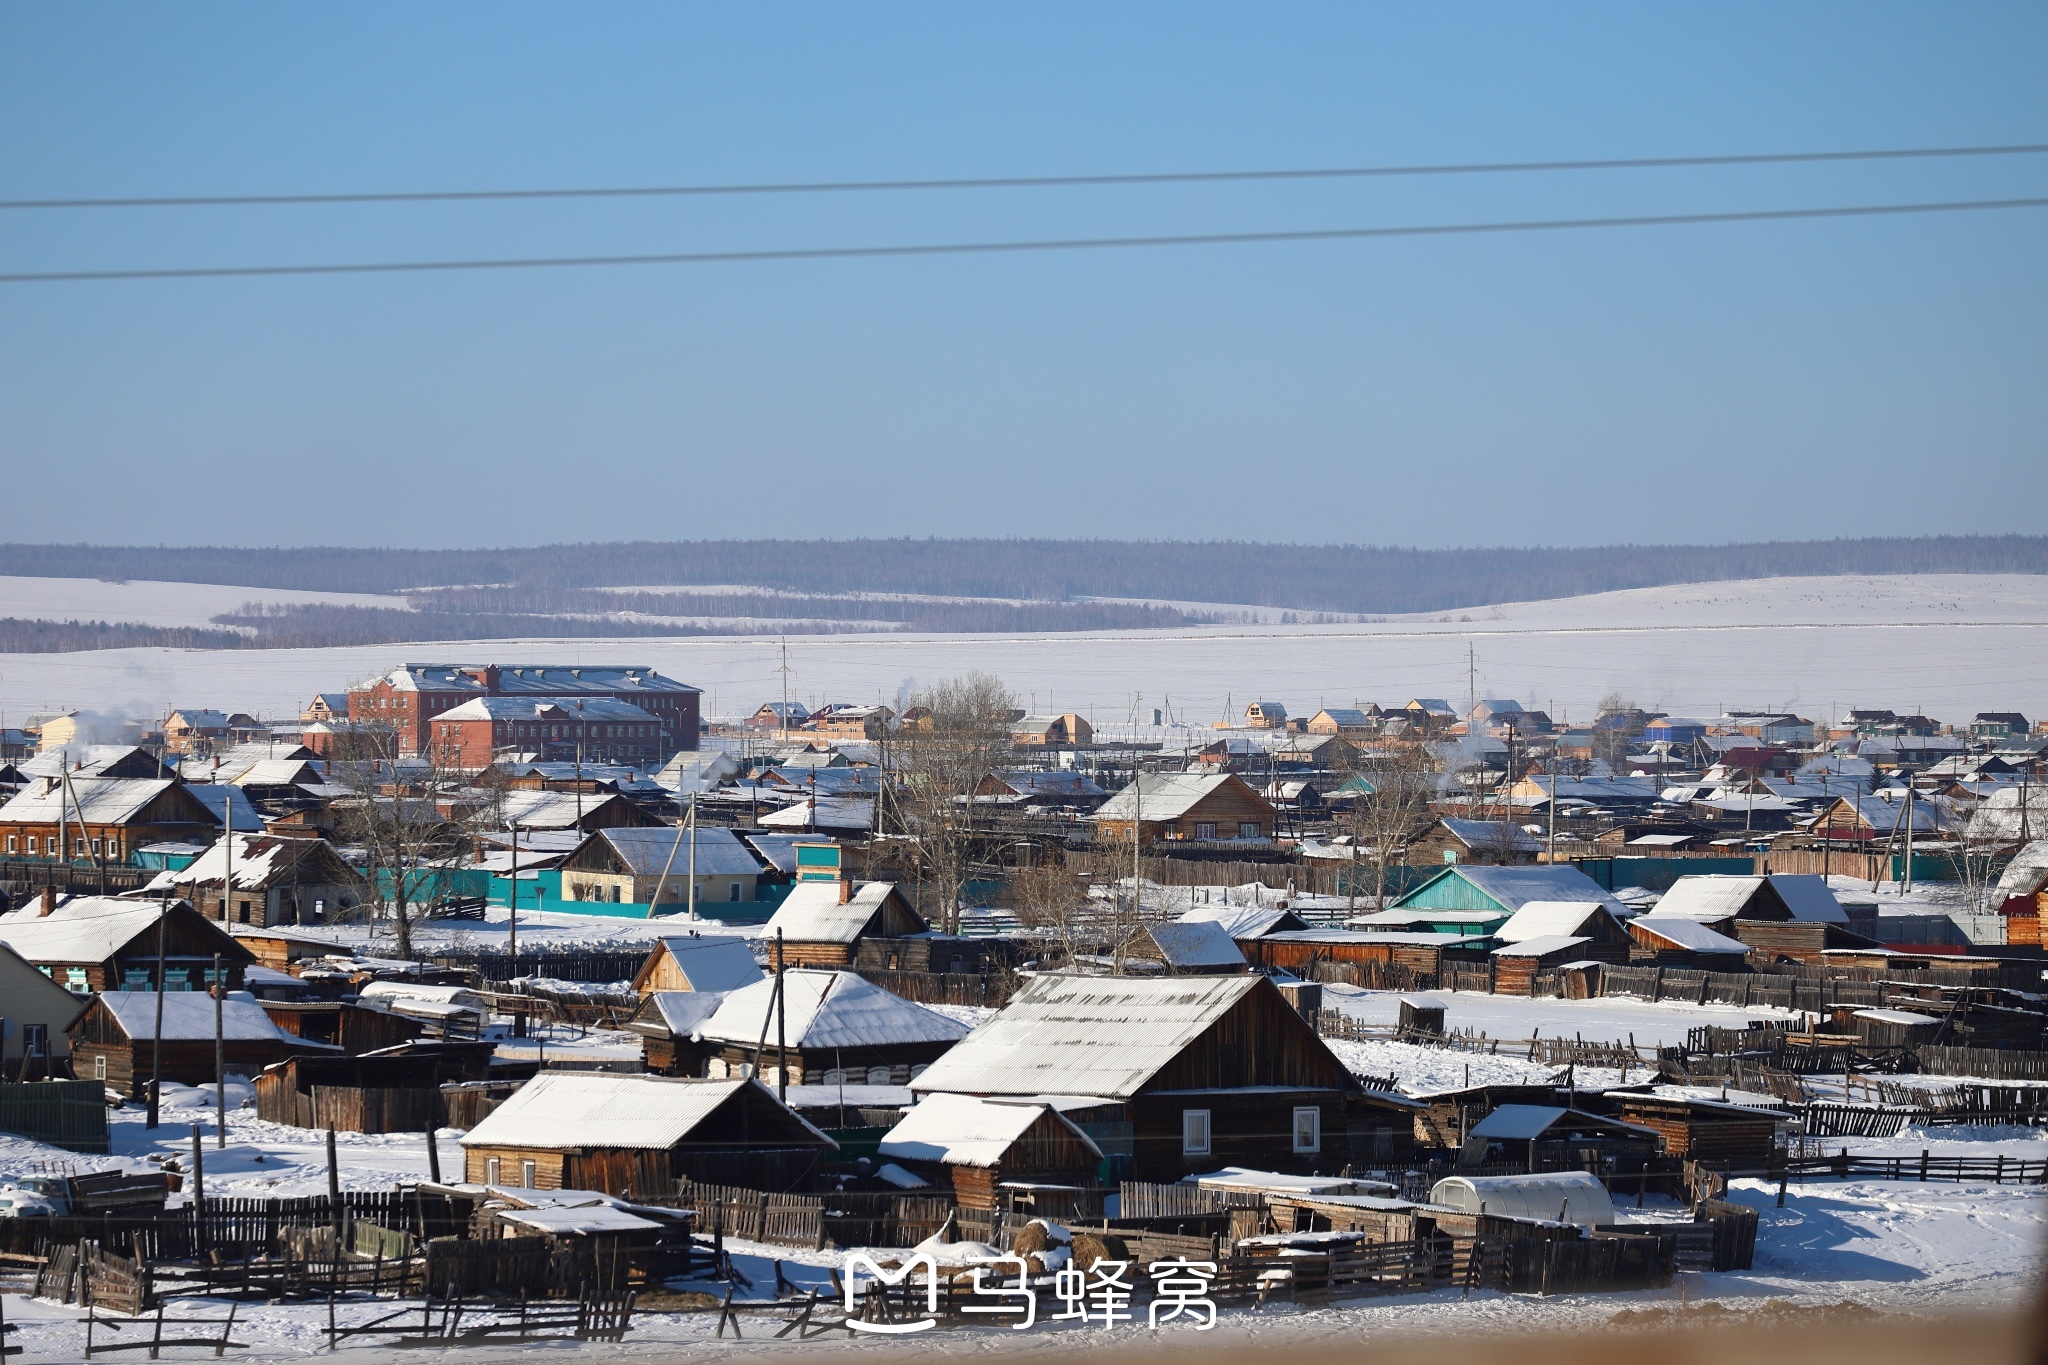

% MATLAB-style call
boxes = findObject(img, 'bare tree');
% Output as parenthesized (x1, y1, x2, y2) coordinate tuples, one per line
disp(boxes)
(1008, 859, 1092, 969)
(1332, 741, 1440, 913)
(327, 728, 471, 959)
(893, 672, 1017, 934)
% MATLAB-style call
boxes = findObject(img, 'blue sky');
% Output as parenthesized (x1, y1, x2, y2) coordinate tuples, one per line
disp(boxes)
(2, 4, 2044, 550)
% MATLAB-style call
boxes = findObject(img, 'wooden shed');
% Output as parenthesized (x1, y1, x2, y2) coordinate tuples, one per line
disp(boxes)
(877, 1093, 1103, 1211)
(458, 1073, 837, 1196)
(1606, 1089, 1788, 1169)
(754, 881, 927, 967)
(630, 934, 764, 995)
(260, 999, 426, 1054)
(1626, 916, 1754, 970)
(68, 990, 314, 1098)
(690, 969, 971, 1087)
(1129, 920, 1248, 974)
(1489, 936, 1596, 996)
(254, 1053, 471, 1133)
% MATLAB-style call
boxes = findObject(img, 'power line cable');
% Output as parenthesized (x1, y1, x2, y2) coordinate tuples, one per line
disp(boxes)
(2, 194, 2043, 285)
(3, 142, 2047, 211)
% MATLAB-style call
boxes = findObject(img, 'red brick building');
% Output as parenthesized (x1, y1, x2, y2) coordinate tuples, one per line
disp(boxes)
(349, 664, 700, 758)
(430, 697, 668, 771)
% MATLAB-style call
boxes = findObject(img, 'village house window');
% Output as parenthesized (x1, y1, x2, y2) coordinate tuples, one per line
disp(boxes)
(90, 839, 102, 857)
(1238, 822, 1261, 839)
(1181, 1109, 1211, 1156)
(1194, 822, 1216, 840)
(485, 1158, 502, 1185)
(1292, 1107, 1322, 1154)
(94, 1055, 107, 1081)
(24, 837, 35, 855)
(520, 1159, 536, 1189)
(66, 968, 89, 993)
(728, 882, 742, 902)
(164, 968, 191, 991)
(5, 836, 13, 853)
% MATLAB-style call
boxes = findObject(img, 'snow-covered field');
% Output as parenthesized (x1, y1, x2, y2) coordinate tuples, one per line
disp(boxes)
(0, 575, 407, 631)
(2, 573, 2044, 725)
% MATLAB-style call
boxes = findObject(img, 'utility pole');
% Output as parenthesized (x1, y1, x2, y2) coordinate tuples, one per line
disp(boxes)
(686, 789, 698, 922)
(147, 887, 167, 1130)
(1902, 783, 1916, 893)
(774, 929, 788, 1104)
(507, 824, 520, 970)
(212, 953, 225, 1148)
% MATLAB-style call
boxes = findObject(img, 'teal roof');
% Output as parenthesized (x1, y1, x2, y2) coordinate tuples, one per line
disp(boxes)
(1392, 865, 1627, 915)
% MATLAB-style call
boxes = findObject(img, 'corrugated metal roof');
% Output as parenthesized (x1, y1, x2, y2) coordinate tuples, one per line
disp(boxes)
(589, 826, 762, 879)
(693, 969, 969, 1050)
(1092, 773, 1249, 823)
(1468, 1105, 1657, 1142)
(460, 1073, 822, 1151)
(1630, 917, 1751, 953)
(1395, 865, 1627, 916)
(646, 990, 730, 1035)
(1145, 921, 1245, 968)
(0, 897, 188, 964)
(0, 777, 186, 826)
(1766, 874, 1848, 924)
(1646, 876, 1768, 922)
(1176, 905, 1302, 939)
(908, 974, 1266, 1101)
(879, 1093, 1100, 1168)
(1488, 934, 1590, 959)
(99, 990, 289, 1042)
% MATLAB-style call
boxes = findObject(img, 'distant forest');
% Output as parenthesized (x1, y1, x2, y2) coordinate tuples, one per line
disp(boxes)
(1, 535, 2041, 617)
(0, 618, 249, 652)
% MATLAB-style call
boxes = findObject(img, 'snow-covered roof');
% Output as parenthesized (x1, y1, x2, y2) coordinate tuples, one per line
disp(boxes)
(643, 990, 729, 1036)
(740, 833, 807, 873)
(0, 777, 185, 826)
(1092, 772, 1254, 823)
(1764, 874, 1847, 924)
(1436, 818, 1542, 853)
(878, 1093, 1100, 1168)
(495, 1205, 666, 1235)
(150, 835, 333, 892)
(759, 881, 906, 943)
(909, 974, 1271, 1101)
(0, 897, 203, 964)
(230, 758, 325, 788)
(1145, 920, 1245, 969)
(692, 969, 969, 1050)
(97, 990, 291, 1042)
(460, 1073, 828, 1151)
(756, 797, 874, 831)
(1996, 840, 2048, 899)
(1853, 1008, 1943, 1027)
(183, 784, 264, 832)
(495, 790, 619, 830)
(1468, 1105, 1658, 1142)
(1492, 901, 1613, 944)
(1645, 876, 1771, 922)
(1175, 904, 1302, 939)
(1402, 865, 1627, 916)
(1489, 934, 1590, 959)
(653, 935, 763, 992)
(1630, 917, 1751, 954)
(583, 826, 762, 879)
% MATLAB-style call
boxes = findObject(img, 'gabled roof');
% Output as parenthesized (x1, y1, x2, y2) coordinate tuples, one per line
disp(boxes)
(693, 969, 969, 1050)
(1144, 920, 1246, 969)
(651, 935, 763, 992)
(1489, 934, 1590, 959)
(0, 896, 242, 966)
(638, 990, 731, 1037)
(1434, 817, 1542, 853)
(760, 881, 920, 943)
(1647, 876, 1779, 923)
(183, 784, 264, 832)
(459, 1073, 828, 1152)
(1176, 904, 1310, 939)
(878, 1093, 1102, 1168)
(0, 777, 200, 827)
(1493, 901, 1619, 943)
(909, 974, 1277, 1101)
(1393, 865, 1627, 916)
(756, 796, 875, 831)
(94, 990, 291, 1042)
(1630, 917, 1751, 954)
(1764, 874, 1848, 924)
(1468, 1104, 1659, 1142)
(148, 835, 353, 892)
(576, 826, 763, 879)
(1091, 773, 1265, 824)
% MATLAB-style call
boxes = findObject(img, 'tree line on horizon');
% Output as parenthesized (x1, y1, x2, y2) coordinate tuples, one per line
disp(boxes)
(0, 534, 2041, 618)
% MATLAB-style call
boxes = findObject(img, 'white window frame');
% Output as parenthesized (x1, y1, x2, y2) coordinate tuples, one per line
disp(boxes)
(1181, 1108, 1212, 1157)
(1292, 1106, 1321, 1154)
(1193, 822, 1217, 841)
(485, 1157, 501, 1185)
(94, 1054, 108, 1081)
(520, 1159, 537, 1189)
(1238, 821, 1262, 839)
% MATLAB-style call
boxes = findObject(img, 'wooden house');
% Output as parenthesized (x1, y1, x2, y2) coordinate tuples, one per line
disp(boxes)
(1239, 930, 1472, 984)
(877, 1093, 1104, 1213)
(0, 895, 252, 995)
(911, 973, 1359, 1182)
(0, 776, 226, 865)
(1490, 901, 1635, 965)
(1010, 713, 1094, 748)
(2000, 891, 2044, 947)
(1175, 903, 1312, 942)
(0, 941, 87, 1075)
(755, 880, 927, 967)
(1406, 817, 1542, 867)
(458, 1073, 836, 1195)
(1730, 918, 1880, 964)
(1644, 876, 1796, 931)
(68, 990, 314, 1097)
(1606, 1089, 1790, 1170)
(1088, 773, 1278, 848)
(1240, 701, 1288, 730)
(1627, 916, 1754, 970)
(630, 933, 764, 995)
(626, 992, 733, 1076)
(1837, 1007, 1946, 1051)
(689, 969, 970, 1086)
(1391, 865, 1629, 918)
(161, 835, 364, 927)
(1307, 709, 1376, 738)
(259, 999, 428, 1053)
(559, 826, 765, 909)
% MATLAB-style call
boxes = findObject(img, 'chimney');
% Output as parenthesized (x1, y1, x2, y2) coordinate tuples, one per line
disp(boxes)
(838, 878, 852, 906)
(39, 886, 57, 917)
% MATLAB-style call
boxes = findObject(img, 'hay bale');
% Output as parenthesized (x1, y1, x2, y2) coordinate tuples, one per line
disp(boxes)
(1012, 1222, 1050, 1256)
(1069, 1231, 1129, 1270)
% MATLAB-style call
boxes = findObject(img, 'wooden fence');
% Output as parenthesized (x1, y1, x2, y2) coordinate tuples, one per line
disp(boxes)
(0, 1079, 109, 1154)
(1696, 1199, 1757, 1271)
(1914, 1046, 2048, 1081)
(1785, 1152, 2048, 1185)
(678, 1182, 825, 1248)
(851, 968, 1019, 1010)
(426, 949, 647, 985)
(1117, 1181, 1262, 1220)
(1803, 1103, 1915, 1139)
(254, 1079, 445, 1134)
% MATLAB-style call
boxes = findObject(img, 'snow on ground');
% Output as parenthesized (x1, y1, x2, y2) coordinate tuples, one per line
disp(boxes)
(1324, 1036, 1564, 1091)
(1322, 986, 1802, 1051)
(0, 575, 406, 632)
(5, 573, 2044, 725)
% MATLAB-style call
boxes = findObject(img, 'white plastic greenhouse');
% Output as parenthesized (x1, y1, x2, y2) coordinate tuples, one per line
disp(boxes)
(1427, 1170, 1616, 1229)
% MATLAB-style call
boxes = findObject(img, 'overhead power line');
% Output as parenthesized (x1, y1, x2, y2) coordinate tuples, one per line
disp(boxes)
(2, 194, 2043, 285)
(3, 142, 2047, 211)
